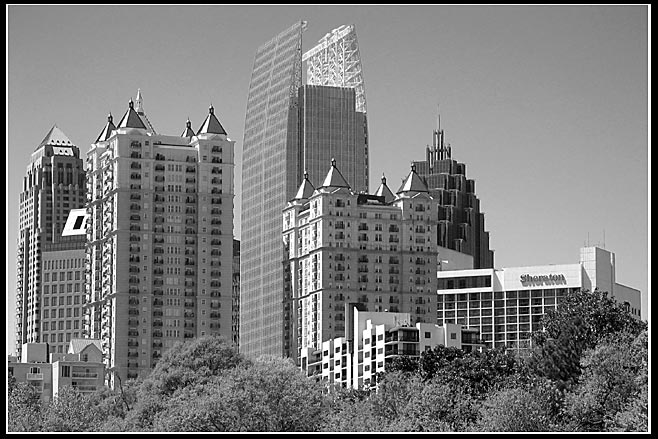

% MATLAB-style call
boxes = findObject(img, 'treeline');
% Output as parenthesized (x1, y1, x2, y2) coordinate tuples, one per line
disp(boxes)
(7, 289, 647, 432)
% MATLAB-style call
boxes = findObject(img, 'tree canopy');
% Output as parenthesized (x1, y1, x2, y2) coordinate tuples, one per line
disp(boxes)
(7, 289, 647, 432)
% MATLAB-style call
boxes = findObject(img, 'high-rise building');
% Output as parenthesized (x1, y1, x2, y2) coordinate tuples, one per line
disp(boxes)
(15, 126, 86, 360)
(240, 21, 370, 359)
(283, 160, 440, 362)
(412, 120, 494, 269)
(84, 92, 235, 386)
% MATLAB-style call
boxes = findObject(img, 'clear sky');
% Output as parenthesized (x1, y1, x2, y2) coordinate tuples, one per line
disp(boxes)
(6, 5, 649, 355)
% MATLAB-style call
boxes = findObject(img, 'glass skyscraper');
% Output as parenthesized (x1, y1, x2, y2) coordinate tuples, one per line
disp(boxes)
(240, 22, 370, 358)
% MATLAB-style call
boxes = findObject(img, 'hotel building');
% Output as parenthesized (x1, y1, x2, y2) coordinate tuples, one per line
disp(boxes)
(436, 246, 642, 349)
(15, 126, 86, 360)
(84, 92, 235, 385)
(241, 22, 369, 358)
(283, 160, 441, 362)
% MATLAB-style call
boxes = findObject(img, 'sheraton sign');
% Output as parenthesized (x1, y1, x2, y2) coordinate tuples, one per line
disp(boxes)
(520, 273, 567, 285)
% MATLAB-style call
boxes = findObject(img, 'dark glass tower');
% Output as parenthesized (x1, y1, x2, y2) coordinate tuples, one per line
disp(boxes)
(412, 122, 494, 269)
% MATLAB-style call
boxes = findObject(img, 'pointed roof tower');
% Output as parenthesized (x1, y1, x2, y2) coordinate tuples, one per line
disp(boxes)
(116, 98, 147, 130)
(181, 118, 195, 138)
(95, 113, 116, 143)
(293, 171, 316, 200)
(37, 125, 76, 149)
(374, 174, 395, 203)
(320, 158, 351, 189)
(397, 163, 429, 194)
(196, 104, 227, 136)
(134, 88, 157, 134)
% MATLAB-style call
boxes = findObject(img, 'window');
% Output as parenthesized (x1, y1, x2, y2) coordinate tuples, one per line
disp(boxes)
(424, 331, 431, 339)
(61, 365, 70, 377)
(450, 333, 457, 340)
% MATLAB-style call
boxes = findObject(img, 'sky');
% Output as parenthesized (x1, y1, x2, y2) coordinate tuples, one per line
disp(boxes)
(6, 5, 649, 355)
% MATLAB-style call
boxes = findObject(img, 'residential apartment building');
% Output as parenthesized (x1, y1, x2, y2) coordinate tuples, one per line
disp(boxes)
(15, 126, 86, 360)
(283, 160, 441, 363)
(84, 93, 235, 386)
(241, 21, 370, 359)
(300, 306, 482, 389)
(436, 246, 643, 350)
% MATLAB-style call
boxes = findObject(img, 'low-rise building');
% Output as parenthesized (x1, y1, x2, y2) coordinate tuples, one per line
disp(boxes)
(8, 339, 106, 402)
(300, 305, 483, 389)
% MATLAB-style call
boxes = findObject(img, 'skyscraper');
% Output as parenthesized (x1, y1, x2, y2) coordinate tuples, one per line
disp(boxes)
(84, 92, 235, 385)
(15, 126, 86, 359)
(240, 22, 370, 358)
(283, 161, 440, 362)
(412, 119, 494, 269)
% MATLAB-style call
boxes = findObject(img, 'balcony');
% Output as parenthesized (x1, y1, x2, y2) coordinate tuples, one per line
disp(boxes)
(26, 373, 43, 380)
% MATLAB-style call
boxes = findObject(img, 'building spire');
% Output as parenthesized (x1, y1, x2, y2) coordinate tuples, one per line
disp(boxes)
(135, 88, 143, 113)
(131, 88, 156, 134)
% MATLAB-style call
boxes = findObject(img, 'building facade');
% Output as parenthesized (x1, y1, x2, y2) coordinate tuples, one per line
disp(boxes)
(436, 246, 643, 350)
(412, 121, 494, 269)
(298, 85, 368, 195)
(8, 340, 105, 402)
(241, 22, 370, 359)
(84, 94, 235, 385)
(15, 126, 86, 360)
(283, 161, 440, 363)
(300, 306, 482, 389)
(232, 239, 240, 348)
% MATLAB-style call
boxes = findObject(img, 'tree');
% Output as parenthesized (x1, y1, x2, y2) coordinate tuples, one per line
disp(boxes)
(392, 381, 477, 432)
(413, 345, 522, 398)
(529, 289, 645, 388)
(8, 380, 44, 432)
(320, 387, 385, 432)
(40, 386, 105, 432)
(142, 334, 247, 397)
(560, 331, 648, 432)
(120, 335, 247, 431)
(532, 289, 646, 351)
(152, 356, 327, 432)
(475, 379, 564, 432)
